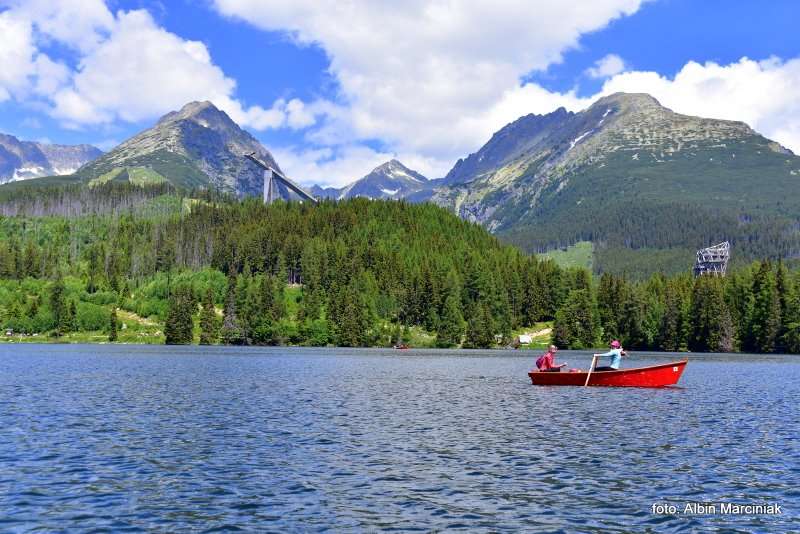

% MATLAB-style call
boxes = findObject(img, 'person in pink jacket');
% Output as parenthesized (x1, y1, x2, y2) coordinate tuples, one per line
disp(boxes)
(536, 345, 567, 372)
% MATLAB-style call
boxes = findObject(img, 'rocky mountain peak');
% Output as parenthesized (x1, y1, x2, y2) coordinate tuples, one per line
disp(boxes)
(377, 159, 405, 171)
(74, 100, 280, 197)
(0, 133, 101, 183)
(314, 159, 430, 200)
(157, 101, 240, 134)
(594, 92, 662, 110)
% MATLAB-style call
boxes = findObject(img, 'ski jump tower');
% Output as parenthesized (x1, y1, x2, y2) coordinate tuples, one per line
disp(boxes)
(693, 241, 730, 277)
(245, 153, 318, 205)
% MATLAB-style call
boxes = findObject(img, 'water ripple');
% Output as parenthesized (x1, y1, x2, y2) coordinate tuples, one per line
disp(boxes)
(0, 345, 797, 532)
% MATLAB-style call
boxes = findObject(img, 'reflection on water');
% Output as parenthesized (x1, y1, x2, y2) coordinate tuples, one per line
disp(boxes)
(0, 345, 797, 532)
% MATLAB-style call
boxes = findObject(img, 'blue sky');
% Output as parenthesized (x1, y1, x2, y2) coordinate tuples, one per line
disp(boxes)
(1, 0, 799, 186)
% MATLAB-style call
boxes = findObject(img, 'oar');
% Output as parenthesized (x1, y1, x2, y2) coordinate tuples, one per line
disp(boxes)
(584, 355, 597, 387)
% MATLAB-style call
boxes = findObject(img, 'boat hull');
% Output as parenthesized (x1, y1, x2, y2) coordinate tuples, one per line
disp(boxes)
(528, 360, 688, 388)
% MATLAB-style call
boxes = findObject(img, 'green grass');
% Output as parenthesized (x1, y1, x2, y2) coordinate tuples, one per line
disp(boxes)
(127, 167, 167, 186)
(541, 241, 593, 270)
(89, 168, 126, 186)
(0, 316, 164, 344)
(511, 321, 553, 350)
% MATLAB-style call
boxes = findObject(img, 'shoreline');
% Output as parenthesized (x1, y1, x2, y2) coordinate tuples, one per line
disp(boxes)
(0, 342, 798, 358)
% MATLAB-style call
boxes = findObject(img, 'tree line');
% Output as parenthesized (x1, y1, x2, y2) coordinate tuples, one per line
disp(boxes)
(0, 182, 797, 352)
(553, 260, 800, 353)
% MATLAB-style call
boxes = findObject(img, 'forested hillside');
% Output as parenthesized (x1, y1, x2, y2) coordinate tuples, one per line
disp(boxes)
(0, 182, 797, 353)
(427, 93, 800, 277)
(0, 183, 568, 347)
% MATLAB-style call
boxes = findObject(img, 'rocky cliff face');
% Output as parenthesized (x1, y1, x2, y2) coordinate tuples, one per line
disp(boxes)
(429, 92, 795, 232)
(0, 134, 101, 183)
(75, 101, 281, 197)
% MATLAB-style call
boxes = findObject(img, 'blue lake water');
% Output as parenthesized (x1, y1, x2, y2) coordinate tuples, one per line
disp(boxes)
(1, 345, 798, 532)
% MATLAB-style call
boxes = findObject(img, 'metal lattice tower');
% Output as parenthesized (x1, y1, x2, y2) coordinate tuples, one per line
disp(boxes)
(245, 153, 318, 205)
(693, 241, 730, 277)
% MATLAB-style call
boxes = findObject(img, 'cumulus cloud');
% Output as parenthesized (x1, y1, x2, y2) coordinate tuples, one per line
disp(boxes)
(51, 10, 237, 124)
(272, 55, 800, 184)
(213, 0, 645, 171)
(586, 53, 626, 78)
(3, 0, 114, 52)
(272, 144, 396, 188)
(0, 1, 310, 132)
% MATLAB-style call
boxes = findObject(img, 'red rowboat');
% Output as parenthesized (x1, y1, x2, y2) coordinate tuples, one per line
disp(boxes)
(528, 360, 688, 388)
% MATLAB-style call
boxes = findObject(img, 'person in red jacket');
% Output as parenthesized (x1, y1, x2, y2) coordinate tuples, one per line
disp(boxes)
(536, 345, 567, 372)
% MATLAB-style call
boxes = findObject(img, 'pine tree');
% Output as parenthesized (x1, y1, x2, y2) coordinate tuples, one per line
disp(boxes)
(689, 276, 735, 352)
(659, 281, 684, 351)
(164, 286, 195, 345)
(221, 274, 244, 345)
(463, 302, 495, 349)
(618, 285, 648, 349)
(597, 273, 621, 340)
(552, 289, 598, 349)
(436, 292, 465, 348)
(199, 288, 219, 345)
(775, 262, 791, 351)
(748, 261, 781, 353)
(49, 274, 67, 335)
(333, 278, 371, 347)
(66, 300, 77, 333)
(108, 307, 118, 342)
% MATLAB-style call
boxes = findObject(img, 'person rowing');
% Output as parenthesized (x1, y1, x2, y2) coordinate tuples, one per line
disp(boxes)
(535, 345, 567, 372)
(592, 340, 627, 371)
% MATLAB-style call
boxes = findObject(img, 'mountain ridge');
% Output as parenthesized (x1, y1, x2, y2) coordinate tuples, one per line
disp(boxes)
(0, 134, 101, 183)
(313, 159, 429, 200)
(74, 101, 281, 197)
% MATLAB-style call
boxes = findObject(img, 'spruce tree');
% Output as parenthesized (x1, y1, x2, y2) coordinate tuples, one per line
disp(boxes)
(659, 282, 683, 351)
(690, 276, 735, 352)
(775, 262, 791, 351)
(334, 279, 371, 347)
(436, 292, 465, 348)
(108, 307, 118, 342)
(597, 273, 620, 340)
(552, 289, 598, 349)
(66, 300, 77, 333)
(221, 274, 244, 345)
(49, 274, 67, 335)
(199, 288, 219, 345)
(618, 285, 647, 349)
(463, 302, 495, 349)
(749, 261, 781, 353)
(164, 286, 195, 345)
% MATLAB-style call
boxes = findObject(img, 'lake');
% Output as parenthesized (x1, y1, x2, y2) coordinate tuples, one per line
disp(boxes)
(1, 345, 797, 532)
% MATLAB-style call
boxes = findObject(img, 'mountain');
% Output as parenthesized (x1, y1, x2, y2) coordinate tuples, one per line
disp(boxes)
(429, 92, 800, 274)
(312, 159, 429, 200)
(74, 101, 281, 197)
(309, 184, 340, 200)
(0, 134, 101, 183)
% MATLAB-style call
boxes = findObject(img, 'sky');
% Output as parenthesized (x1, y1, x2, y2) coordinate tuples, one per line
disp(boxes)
(1, 0, 799, 187)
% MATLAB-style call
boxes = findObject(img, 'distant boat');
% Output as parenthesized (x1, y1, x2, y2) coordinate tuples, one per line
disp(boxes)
(393, 344, 410, 350)
(529, 360, 688, 388)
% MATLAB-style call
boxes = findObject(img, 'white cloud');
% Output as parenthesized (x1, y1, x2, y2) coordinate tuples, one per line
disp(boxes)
(586, 53, 626, 78)
(213, 0, 645, 168)
(51, 10, 237, 124)
(285, 98, 316, 129)
(287, 55, 800, 181)
(0, 2, 310, 132)
(3, 0, 114, 52)
(0, 11, 37, 101)
(272, 144, 395, 188)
